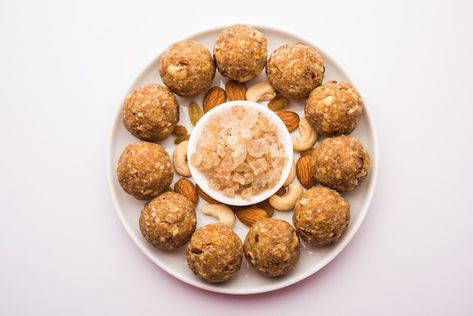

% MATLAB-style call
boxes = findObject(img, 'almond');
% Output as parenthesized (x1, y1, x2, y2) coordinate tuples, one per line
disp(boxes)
(255, 199, 274, 217)
(196, 184, 218, 204)
(296, 156, 315, 189)
(276, 111, 300, 132)
(203, 86, 226, 113)
(225, 80, 247, 101)
(174, 178, 198, 204)
(236, 207, 270, 227)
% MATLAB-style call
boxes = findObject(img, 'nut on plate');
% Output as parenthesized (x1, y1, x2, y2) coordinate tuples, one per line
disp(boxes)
(246, 80, 276, 102)
(254, 199, 275, 217)
(203, 86, 227, 113)
(292, 118, 317, 151)
(174, 178, 198, 204)
(276, 111, 300, 132)
(225, 80, 247, 100)
(174, 134, 190, 144)
(283, 162, 296, 186)
(172, 125, 188, 136)
(188, 101, 204, 126)
(172, 140, 191, 177)
(196, 184, 219, 204)
(269, 182, 303, 211)
(274, 186, 287, 196)
(236, 207, 271, 227)
(296, 156, 315, 189)
(268, 95, 289, 112)
(200, 204, 235, 227)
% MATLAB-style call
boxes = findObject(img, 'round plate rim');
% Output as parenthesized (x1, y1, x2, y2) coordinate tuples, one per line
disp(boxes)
(106, 25, 379, 295)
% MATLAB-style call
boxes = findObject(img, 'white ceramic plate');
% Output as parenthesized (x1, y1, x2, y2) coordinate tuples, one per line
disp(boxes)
(107, 26, 379, 295)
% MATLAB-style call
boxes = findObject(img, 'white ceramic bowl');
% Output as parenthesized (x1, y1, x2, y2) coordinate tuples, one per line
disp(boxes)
(107, 26, 379, 295)
(187, 100, 293, 206)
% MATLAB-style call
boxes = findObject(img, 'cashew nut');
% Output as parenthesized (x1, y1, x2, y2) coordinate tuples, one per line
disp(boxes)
(166, 64, 187, 80)
(283, 162, 296, 186)
(173, 140, 191, 177)
(269, 183, 303, 211)
(246, 80, 276, 102)
(201, 204, 235, 227)
(292, 118, 317, 151)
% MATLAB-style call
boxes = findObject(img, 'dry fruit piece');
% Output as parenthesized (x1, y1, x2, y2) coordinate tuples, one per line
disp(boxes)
(296, 156, 316, 189)
(174, 178, 198, 204)
(173, 125, 188, 136)
(235, 207, 271, 227)
(276, 111, 300, 132)
(188, 101, 204, 126)
(246, 80, 276, 102)
(203, 86, 227, 112)
(268, 95, 289, 112)
(225, 80, 247, 100)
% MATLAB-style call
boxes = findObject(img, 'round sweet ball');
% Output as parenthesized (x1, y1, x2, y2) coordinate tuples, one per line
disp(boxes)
(312, 136, 370, 191)
(293, 187, 350, 246)
(305, 81, 363, 136)
(266, 43, 325, 99)
(159, 40, 216, 96)
(139, 192, 196, 251)
(214, 24, 268, 82)
(244, 219, 300, 277)
(122, 84, 179, 141)
(117, 141, 173, 200)
(186, 223, 243, 283)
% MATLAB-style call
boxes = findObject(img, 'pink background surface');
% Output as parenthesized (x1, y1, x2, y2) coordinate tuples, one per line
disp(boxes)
(1, 0, 472, 315)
